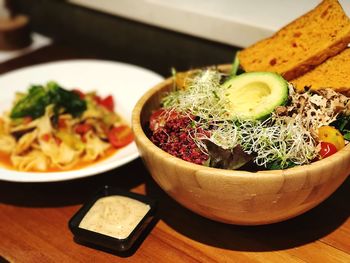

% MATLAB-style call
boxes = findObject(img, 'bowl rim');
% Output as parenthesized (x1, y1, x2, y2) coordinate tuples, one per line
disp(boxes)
(132, 67, 350, 180)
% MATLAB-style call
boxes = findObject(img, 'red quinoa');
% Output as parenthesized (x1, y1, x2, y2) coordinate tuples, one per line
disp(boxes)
(150, 112, 208, 165)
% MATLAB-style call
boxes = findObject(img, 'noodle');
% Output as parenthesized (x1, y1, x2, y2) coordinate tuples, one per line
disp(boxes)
(0, 82, 134, 172)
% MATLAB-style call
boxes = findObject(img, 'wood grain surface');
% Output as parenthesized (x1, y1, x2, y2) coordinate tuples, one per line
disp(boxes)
(0, 44, 349, 263)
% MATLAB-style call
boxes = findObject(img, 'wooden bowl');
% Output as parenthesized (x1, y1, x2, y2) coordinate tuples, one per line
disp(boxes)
(132, 66, 350, 225)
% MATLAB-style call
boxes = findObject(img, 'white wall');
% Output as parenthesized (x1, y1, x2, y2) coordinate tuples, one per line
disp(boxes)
(69, 0, 350, 47)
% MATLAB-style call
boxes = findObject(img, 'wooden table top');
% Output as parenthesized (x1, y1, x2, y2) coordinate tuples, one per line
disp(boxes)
(0, 44, 349, 263)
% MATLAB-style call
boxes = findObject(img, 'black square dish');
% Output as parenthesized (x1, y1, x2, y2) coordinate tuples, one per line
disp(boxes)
(69, 185, 157, 253)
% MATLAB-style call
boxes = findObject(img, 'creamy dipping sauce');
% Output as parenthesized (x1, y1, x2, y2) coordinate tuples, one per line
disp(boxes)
(79, 195, 150, 239)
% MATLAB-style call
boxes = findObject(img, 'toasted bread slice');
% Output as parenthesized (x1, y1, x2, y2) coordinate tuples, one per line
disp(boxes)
(238, 0, 350, 80)
(291, 47, 350, 93)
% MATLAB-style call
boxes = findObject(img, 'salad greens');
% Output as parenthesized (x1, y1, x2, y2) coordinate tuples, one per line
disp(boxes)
(10, 85, 50, 119)
(230, 53, 240, 77)
(10, 81, 87, 121)
(153, 66, 350, 171)
(205, 140, 253, 170)
(331, 115, 350, 140)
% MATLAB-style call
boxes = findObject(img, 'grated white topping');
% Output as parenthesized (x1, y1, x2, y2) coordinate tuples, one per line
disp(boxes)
(278, 85, 350, 137)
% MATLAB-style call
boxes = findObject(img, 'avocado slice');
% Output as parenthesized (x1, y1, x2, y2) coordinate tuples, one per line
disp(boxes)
(222, 72, 288, 120)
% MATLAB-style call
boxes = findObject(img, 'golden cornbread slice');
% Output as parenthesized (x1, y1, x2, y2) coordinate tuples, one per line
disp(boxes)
(238, 0, 350, 81)
(291, 47, 350, 93)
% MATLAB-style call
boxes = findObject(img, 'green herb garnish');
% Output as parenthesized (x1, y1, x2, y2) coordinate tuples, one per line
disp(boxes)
(10, 81, 87, 121)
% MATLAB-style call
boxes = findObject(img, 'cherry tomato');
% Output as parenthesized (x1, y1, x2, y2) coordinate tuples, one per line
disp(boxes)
(99, 95, 115, 111)
(75, 123, 92, 134)
(149, 109, 179, 131)
(318, 126, 345, 151)
(319, 141, 338, 158)
(150, 109, 165, 131)
(108, 125, 134, 148)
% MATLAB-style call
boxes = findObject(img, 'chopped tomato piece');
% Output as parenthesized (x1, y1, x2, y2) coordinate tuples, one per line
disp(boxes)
(149, 109, 179, 131)
(54, 136, 62, 145)
(72, 89, 85, 99)
(23, 116, 33, 124)
(41, 133, 51, 142)
(99, 95, 115, 111)
(108, 125, 134, 148)
(95, 94, 115, 111)
(58, 118, 67, 129)
(94, 95, 102, 104)
(319, 141, 337, 159)
(150, 109, 164, 131)
(75, 123, 92, 134)
(81, 134, 87, 143)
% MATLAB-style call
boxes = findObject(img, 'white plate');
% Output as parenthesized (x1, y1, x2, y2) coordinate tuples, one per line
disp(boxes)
(0, 59, 163, 182)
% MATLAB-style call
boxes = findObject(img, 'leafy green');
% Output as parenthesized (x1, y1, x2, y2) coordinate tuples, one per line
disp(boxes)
(205, 140, 253, 170)
(10, 85, 50, 119)
(10, 81, 87, 120)
(332, 114, 350, 139)
(230, 52, 240, 77)
(266, 160, 296, 170)
(344, 133, 350, 141)
(229, 52, 245, 78)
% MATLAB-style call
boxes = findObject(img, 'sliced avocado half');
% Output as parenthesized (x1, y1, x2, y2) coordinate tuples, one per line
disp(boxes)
(222, 72, 288, 120)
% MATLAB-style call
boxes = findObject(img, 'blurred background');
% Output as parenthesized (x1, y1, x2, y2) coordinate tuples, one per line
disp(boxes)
(4, 0, 348, 76)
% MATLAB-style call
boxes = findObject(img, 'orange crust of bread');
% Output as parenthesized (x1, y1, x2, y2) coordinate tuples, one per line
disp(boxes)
(291, 47, 350, 93)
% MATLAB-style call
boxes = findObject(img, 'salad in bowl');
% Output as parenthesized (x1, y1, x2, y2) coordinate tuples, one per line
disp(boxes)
(132, 60, 350, 225)
(147, 62, 350, 171)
